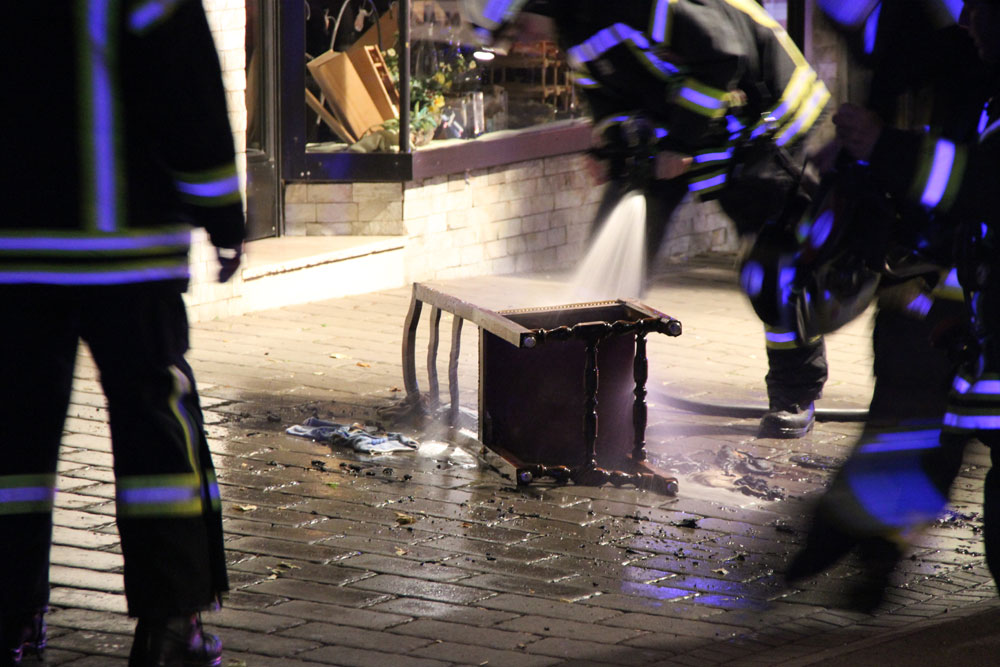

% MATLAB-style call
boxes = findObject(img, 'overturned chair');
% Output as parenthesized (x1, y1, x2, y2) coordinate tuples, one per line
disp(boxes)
(393, 283, 682, 495)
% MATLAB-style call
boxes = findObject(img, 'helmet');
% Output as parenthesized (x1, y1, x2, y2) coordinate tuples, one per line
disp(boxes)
(460, 0, 532, 49)
(740, 164, 885, 339)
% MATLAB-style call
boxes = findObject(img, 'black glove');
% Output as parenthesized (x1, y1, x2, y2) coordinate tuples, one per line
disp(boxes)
(216, 244, 243, 283)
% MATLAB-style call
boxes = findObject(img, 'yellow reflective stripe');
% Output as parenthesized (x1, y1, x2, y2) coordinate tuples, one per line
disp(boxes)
(775, 80, 831, 146)
(722, 0, 783, 29)
(674, 78, 736, 118)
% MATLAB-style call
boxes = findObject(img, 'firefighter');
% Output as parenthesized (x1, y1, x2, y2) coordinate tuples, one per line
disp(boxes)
(786, 0, 1000, 609)
(461, 0, 832, 439)
(0, 1, 243, 665)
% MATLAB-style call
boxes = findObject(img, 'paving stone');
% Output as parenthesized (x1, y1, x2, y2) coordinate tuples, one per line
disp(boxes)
(241, 577, 389, 607)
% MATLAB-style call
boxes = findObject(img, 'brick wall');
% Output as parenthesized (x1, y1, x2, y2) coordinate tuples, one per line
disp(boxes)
(186, 0, 247, 320)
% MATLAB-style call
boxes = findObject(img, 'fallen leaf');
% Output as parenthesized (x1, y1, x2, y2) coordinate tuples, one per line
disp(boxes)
(395, 512, 417, 525)
(356, 362, 371, 368)
(712, 568, 729, 576)
(235, 505, 258, 512)
(395, 547, 408, 556)
(329, 352, 349, 359)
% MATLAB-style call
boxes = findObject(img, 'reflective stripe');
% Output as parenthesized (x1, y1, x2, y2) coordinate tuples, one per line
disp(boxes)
(574, 76, 599, 87)
(117, 472, 203, 517)
(81, 0, 122, 234)
(0, 474, 57, 515)
(0, 262, 189, 285)
(817, 0, 881, 28)
(567, 23, 649, 69)
(688, 170, 727, 193)
(920, 139, 956, 208)
(775, 81, 830, 146)
(863, 3, 881, 55)
(483, 0, 519, 26)
(911, 137, 967, 210)
(128, 0, 185, 32)
(765, 330, 797, 344)
(981, 117, 1000, 143)
(906, 292, 933, 318)
(693, 148, 734, 165)
(0, 229, 191, 252)
(650, 0, 675, 43)
(857, 429, 941, 454)
(943, 412, 1000, 430)
(175, 174, 241, 206)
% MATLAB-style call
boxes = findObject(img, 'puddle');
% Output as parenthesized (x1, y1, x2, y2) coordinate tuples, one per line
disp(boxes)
(415, 440, 479, 469)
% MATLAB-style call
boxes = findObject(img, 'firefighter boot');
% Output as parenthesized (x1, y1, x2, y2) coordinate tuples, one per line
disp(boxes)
(128, 614, 222, 667)
(759, 400, 815, 439)
(785, 509, 858, 585)
(1, 610, 46, 667)
(845, 537, 904, 614)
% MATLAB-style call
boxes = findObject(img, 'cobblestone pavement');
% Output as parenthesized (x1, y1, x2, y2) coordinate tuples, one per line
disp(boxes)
(39, 253, 998, 666)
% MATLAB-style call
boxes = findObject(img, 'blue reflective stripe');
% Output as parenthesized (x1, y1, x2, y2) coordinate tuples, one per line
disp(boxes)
(939, 0, 963, 22)
(694, 148, 734, 164)
(817, 0, 881, 27)
(944, 412, 1000, 430)
(483, 0, 515, 25)
(568, 24, 649, 65)
(857, 429, 941, 454)
(906, 293, 933, 318)
(679, 87, 725, 111)
(765, 330, 797, 344)
(87, 0, 119, 233)
(118, 486, 199, 505)
(176, 174, 240, 199)
(980, 105, 990, 135)
(0, 264, 190, 285)
(128, 0, 185, 32)
(651, 0, 670, 43)
(575, 77, 598, 87)
(776, 84, 829, 146)
(920, 139, 956, 208)
(0, 487, 56, 504)
(847, 460, 948, 529)
(962, 379, 1000, 396)
(688, 172, 726, 192)
(863, 3, 881, 55)
(655, 127, 669, 139)
(0, 230, 191, 252)
(726, 115, 744, 134)
(644, 52, 679, 76)
(953, 375, 971, 395)
(981, 117, 1000, 143)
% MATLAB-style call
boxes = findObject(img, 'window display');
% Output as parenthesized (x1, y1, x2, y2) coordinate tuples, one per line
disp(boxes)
(303, 0, 585, 154)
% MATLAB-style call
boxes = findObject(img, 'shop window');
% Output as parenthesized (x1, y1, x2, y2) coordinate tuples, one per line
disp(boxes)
(282, 1, 590, 183)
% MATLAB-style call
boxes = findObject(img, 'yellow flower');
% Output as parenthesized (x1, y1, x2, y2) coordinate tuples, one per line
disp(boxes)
(433, 72, 446, 85)
(432, 95, 445, 110)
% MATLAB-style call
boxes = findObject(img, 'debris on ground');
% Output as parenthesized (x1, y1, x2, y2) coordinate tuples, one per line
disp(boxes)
(788, 453, 843, 470)
(286, 417, 418, 454)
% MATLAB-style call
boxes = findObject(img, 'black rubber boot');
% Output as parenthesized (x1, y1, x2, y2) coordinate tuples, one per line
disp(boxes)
(844, 537, 904, 614)
(759, 400, 815, 439)
(786, 509, 859, 585)
(1, 610, 46, 667)
(128, 615, 222, 667)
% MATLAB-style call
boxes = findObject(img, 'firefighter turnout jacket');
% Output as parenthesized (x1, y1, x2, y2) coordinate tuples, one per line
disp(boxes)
(866, 85, 1000, 439)
(548, 0, 829, 197)
(0, 0, 245, 287)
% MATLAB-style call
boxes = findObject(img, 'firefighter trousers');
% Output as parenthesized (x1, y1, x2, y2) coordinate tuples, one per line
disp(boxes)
(0, 283, 228, 617)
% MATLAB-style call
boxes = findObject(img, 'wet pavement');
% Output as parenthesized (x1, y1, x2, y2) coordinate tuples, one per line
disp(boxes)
(41, 253, 998, 665)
